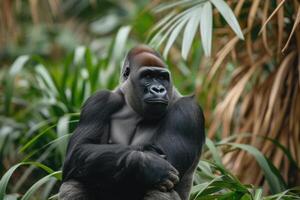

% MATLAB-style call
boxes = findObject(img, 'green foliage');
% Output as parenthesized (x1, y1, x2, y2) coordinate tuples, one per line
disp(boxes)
(149, 0, 244, 58)
(1, 41, 299, 199)
(192, 139, 300, 199)
(1, 1, 300, 199)
(0, 26, 131, 199)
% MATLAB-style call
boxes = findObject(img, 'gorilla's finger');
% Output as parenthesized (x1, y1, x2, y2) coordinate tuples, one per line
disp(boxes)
(160, 179, 174, 190)
(158, 185, 167, 192)
(168, 172, 179, 184)
(170, 167, 179, 176)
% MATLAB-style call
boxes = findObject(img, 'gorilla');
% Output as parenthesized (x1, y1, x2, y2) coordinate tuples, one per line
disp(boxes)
(59, 45, 205, 200)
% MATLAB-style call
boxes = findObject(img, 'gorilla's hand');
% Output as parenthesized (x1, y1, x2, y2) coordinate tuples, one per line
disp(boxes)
(125, 150, 179, 191)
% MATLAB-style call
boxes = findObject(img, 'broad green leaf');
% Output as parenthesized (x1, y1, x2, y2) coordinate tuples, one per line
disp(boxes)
(200, 1, 213, 56)
(182, 6, 202, 60)
(210, 0, 244, 39)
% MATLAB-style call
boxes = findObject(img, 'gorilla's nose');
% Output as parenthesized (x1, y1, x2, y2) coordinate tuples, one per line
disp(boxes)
(149, 85, 167, 97)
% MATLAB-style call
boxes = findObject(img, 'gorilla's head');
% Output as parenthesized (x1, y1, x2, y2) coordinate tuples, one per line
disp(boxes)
(121, 45, 173, 120)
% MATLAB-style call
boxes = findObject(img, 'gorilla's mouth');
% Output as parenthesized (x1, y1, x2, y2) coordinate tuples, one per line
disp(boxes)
(144, 98, 168, 105)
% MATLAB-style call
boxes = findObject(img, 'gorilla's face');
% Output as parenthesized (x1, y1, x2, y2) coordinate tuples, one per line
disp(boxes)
(124, 66, 172, 120)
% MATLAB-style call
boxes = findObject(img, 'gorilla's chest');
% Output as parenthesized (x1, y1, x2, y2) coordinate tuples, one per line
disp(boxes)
(109, 104, 160, 145)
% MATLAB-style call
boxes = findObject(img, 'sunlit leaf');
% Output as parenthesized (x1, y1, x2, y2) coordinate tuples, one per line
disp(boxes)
(163, 15, 190, 58)
(200, 1, 213, 56)
(4, 55, 30, 115)
(182, 6, 202, 60)
(210, 0, 244, 39)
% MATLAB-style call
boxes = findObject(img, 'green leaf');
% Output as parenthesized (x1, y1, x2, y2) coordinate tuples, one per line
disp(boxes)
(200, 1, 213, 56)
(35, 64, 58, 97)
(74, 46, 86, 65)
(101, 26, 131, 86)
(20, 171, 61, 200)
(0, 164, 22, 200)
(111, 26, 131, 67)
(60, 52, 74, 106)
(154, 0, 192, 13)
(150, 6, 197, 48)
(4, 55, 30, 115)
(163, 15, 189, 58)
(192, 176, 223, 198)
(205, 138, 223, 167)
(148, 11, 176, 36)
(253, 188, 263, 200)
(0, 162, 59, 200)
(228, 143, 284, 193)
(56, 115, 70, 160)
(20, 123, 57, 152)
(210, 0, 244, 39)
(182, 6, 202, 60)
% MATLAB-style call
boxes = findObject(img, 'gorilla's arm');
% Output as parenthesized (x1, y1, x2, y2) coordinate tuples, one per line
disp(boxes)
(174, 158, 199, 200)
(62, 90, 125, 183)
(157, 96, 205, 200)
(62, 90, 178, 189)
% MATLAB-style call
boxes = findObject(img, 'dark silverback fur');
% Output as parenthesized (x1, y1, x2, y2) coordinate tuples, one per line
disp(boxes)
(59, 45, 205, 200)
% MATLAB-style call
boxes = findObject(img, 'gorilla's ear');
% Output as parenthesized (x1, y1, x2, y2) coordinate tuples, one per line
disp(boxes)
(123, 67, 130, 80)
(121, 59, 130, 82)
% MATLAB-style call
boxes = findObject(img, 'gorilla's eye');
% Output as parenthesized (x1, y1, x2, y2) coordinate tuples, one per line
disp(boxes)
(141, 72, 152, 80)
(158, 73, 169, 81)
(145, 74, 151, 79)
(158, 75, 165, 80)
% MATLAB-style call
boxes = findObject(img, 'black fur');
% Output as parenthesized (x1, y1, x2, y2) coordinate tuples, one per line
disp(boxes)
(59, 46, 205, 200)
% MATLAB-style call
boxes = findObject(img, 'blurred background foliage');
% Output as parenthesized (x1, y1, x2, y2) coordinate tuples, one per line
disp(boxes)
(0, 0, 300, 199)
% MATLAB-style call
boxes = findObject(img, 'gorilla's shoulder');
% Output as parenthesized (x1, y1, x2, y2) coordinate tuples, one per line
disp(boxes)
(172, 96, 204, 117)
(81, 90, 124, 116)
(169, 96, 205, 130)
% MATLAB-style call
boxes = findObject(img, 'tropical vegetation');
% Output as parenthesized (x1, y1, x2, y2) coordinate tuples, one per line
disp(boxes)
(0, 0, 299, 199)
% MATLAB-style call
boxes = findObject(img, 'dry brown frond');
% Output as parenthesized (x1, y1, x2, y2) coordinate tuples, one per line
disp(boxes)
(282, 5, 300, 52)
(203, 0, 300, 188)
